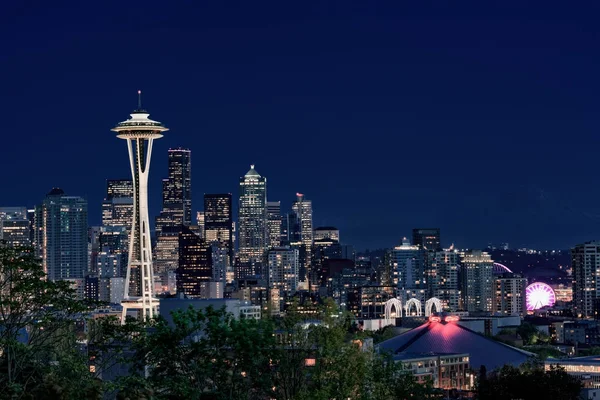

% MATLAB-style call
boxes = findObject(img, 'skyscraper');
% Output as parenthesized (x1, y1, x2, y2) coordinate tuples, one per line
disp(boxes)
(266, 201, 282, 249)
(267, 246, 299, 301)
(460, 250, 494, 313)
(178, 226, 212, 298)
(429, 249, 460, 311)
(100, 179, 133, 274)
(155, 148, 192, 235)
(112, 96, 167, 320)
(154, 149, 192, 281)
(35, 188, 88, 281)
(291, 193, 313, 283)
(493, 273, 527, 316)
(392, 238, 425, 289)
(0, 207, 31, 247)
(238, 165, 267, 270)
(572, 241, 600, 318)
(102, 179, 133, 228)
(204, 194, 233, 263)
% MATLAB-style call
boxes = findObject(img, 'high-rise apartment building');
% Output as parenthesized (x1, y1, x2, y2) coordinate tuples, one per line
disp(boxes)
(412, 228, 441, 251)
(238, 165, 267, 266)
(0, 207, 31, 247)
(493, 273, 527, 316)
(204, 194, 233, 263)
(572, 241, 600, 318)
(35, 188, 88, 281)
(267, 246, 299, 295)
(266, 201, 282, 249)
(460, 250, 494, 313)
(155, 148, 192, 235)
(429, 249, 460, 311)
(178, 226, 212, 298)
(392, 238, 425, 289)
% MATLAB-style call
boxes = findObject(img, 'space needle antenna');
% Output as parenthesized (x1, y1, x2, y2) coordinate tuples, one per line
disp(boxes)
(138, 90, 142, 109)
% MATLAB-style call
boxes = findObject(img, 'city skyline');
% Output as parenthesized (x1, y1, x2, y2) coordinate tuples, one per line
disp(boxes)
(3, 3, 600, 250)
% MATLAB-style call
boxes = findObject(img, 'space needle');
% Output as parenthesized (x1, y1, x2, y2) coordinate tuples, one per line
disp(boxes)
(111, 91, 168, 321)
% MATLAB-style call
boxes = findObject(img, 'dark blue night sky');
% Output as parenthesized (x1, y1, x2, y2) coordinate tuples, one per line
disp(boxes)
(1, 1, 600, 250)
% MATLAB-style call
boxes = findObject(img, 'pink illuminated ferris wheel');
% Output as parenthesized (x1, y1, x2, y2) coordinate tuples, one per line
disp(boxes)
(525, 282, 556, 311)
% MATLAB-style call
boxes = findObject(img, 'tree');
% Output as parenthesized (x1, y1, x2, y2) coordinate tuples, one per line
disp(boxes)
(477, 364, 582, 400)
(126, 305, 276, 400)
(0, 245, 100, 399)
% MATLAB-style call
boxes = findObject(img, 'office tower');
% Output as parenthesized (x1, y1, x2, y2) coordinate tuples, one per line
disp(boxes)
(196, 211, 205, 239)
(312, 237, 342, 284)
(238, 165, 267, 271)
(267, 246, 299, 295)
(155, 148, 192, 235)
(429, 249, 460, 311)
(291, 193, 313, 264)
(102, 179, 133, 228)
(313, 226, 340, 242)
(460, 250, 494, 313)
(493, 273, 527, 316)
(154, 226, 181, 275)
(178, 226, 212, 298)
(204, 194, 233, 263)
(412, 228, 441, 251)
(266, 201, 282, 249)
(112, 96, 167, 320)
(572, 241, 600, 318)
(0, 207, 31, 247)
(34, 188, 88, 281)
(392, 238, 425, 289)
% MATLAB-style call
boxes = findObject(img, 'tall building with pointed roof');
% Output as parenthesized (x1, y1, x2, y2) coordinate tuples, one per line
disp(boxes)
(238, 165, 267, 272)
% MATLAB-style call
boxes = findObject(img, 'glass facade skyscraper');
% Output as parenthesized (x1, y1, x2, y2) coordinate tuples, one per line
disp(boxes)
(204, 193, 233, 263)
(0, 207, 31, 247)
(238, 165, 267, 266)
(266, 201, 282, 249)
(155, 148, 192, 235)
(35, 188, 88, 281)
(178, 225, 212, 298)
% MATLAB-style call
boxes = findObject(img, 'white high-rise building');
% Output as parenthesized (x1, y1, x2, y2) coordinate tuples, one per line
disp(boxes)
(460, 250, 494, 313)
(267, 247, 299, 295)
(572, 241, 600, 318)
(111, 92, 168, 321)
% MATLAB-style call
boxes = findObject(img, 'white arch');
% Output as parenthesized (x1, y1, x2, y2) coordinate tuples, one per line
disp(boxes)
(404, 298, 422, 316)
(384, 298, 402, 319)
(425, 297, 443, 317)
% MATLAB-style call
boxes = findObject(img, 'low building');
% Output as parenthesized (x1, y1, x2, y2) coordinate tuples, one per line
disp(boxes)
(545, 356, 600, 388)
(393, 352, 471, 390)
(378, 316, 534, 371)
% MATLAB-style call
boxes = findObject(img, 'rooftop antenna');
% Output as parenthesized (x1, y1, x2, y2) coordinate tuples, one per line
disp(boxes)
(137, 90, 142, 109)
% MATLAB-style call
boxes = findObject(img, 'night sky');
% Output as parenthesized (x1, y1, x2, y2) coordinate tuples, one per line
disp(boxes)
(2, 2, 600, 251)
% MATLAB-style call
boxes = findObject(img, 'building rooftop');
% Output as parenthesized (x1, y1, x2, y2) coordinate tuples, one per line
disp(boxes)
(378, 320, 534, 371)
(244, 164, 261, 178)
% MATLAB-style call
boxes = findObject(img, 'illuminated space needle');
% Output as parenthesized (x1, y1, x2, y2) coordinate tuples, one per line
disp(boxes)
(111, 91, 168, 321)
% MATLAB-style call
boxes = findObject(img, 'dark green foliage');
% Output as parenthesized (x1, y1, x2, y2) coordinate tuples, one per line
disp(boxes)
(0, 245, 100, 399)
(477, 364, 582, 400)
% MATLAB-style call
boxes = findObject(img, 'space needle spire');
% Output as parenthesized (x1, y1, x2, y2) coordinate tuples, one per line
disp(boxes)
(111, 92, 168, 321)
